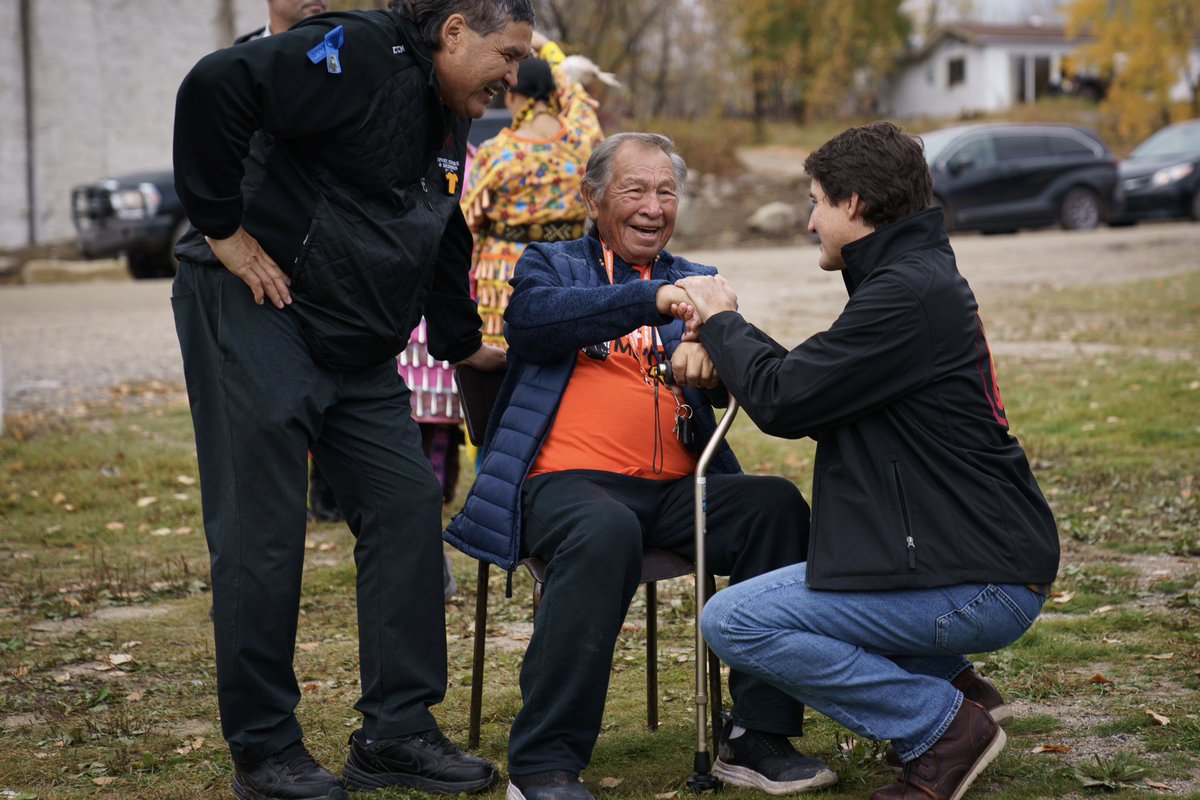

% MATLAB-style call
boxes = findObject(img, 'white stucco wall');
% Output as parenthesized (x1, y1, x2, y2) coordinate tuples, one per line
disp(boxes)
(1, 0, 263, 249)
(885, 38, 1074, 120)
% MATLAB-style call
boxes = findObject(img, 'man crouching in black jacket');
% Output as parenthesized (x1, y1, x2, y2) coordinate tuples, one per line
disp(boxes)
(668, 122, 1059, 800)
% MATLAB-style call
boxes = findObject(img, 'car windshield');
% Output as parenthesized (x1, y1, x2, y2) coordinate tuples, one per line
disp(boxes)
(1130, 124, 1200, 159)
(919, 129, 961, 164)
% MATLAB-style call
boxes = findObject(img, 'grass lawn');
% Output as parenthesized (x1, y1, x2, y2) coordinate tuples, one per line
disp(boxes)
(0, 270, 1197, 799)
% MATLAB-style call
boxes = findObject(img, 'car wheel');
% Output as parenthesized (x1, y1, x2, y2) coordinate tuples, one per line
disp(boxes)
(126, 253, 162, 280)
(933, 195, 953, 233)
(1061, 187, 1101, 230)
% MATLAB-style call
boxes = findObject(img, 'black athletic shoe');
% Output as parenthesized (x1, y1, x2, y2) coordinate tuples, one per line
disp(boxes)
(232, 741, 347, 800)
(713, 724, 838, 795)
(507, 770, 595, 800)
(342, 728, 499, 794)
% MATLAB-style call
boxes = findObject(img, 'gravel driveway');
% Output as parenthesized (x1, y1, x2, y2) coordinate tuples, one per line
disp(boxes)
(2, 223, 1198, 416)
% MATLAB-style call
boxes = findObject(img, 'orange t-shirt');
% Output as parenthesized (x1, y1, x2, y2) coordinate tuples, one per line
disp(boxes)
(528, 268, 698, 480)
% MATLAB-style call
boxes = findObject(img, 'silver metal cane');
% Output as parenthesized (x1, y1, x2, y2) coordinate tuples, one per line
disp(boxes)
(655, 363, 737, 791)
(687, 395, 738, 791)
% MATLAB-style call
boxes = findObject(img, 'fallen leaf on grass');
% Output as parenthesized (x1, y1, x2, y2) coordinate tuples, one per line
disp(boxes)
(655, 792, 679, 799)
(176, 475, 196, 485)
(172, 493, 190, 501)
(1051, 591, 1075, 604)
(52, 492, 66, 504)
(1088, 674, 1113, 684)
(150, 528, 173, 536)
(1091, 605, 1116, 614)
(1031, 744, 1071, 753)
(298, 642, 319, 652)
(107, 653, 134, 666)
(105, 521, 126, 531)
(1102, 637, 1122, 644)
(136, 496, 158, 508)
(1145, 709, 1170, 726)
(174, 738, 205, 755)
(52, 671, 71, 684)
(125, 691, 143, 701)
(93, 776, 116, 786)
(1143, 653, 1175, 660)
(1145, 780, 1173, 790)
(120, 641, 141, 649)
(599, 777, 623, 788)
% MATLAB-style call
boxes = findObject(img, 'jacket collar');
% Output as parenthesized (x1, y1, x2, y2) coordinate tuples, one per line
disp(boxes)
(840, 207, 948, 294)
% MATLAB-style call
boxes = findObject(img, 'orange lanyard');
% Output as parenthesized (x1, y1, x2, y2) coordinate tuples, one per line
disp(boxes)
(600, 240, 662, 374)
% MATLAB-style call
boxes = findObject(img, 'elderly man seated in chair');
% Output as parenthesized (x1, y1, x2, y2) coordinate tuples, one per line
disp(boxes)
(446, 132, 834, 800)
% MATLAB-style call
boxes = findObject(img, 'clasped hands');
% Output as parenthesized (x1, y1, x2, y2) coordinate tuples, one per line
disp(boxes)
(653, 277, 739, 390)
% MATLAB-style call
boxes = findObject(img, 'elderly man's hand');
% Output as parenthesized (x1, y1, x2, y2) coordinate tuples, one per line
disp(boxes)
(206, 227, 291, 309)
(670, 342, 719, 390)
(456, 343, 507, 372)
(673, 276, 738, 324)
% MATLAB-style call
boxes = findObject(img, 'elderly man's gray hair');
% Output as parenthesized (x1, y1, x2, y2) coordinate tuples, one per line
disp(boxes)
(392, 0, 535, 49)
(582, 132, 688, 205)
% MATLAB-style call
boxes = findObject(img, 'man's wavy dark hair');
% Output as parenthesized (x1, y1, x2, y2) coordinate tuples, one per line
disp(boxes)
(803, 122, 933, 230)
(391, 0, 535, 50)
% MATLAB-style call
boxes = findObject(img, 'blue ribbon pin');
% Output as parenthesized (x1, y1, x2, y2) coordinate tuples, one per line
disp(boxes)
(307, 25, 344, 74)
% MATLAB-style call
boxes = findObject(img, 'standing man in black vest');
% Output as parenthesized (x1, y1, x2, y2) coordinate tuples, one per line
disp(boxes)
(171, 2, 529, 798)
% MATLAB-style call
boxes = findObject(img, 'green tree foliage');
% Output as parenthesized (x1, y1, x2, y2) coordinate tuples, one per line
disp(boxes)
(1065, 0, 1200, 145)
(708, 0, 909, 131)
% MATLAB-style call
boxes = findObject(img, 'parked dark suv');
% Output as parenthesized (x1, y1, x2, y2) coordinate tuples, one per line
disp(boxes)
(920, 123, 1121, 233)
(70, 108, 512, 280)
(71, 169, 187, 279)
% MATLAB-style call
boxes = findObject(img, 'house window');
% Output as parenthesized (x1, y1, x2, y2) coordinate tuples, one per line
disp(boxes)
(948, 57, 966, 87)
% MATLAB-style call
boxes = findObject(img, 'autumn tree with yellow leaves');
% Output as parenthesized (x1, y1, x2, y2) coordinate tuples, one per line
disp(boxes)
(1065, 0, 1200, 146)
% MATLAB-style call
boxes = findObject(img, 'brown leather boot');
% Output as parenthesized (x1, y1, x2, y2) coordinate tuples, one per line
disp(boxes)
(951, 668, 1011, 727)
(871, 700, 1005, 800)
(885, 669, 1010, 769)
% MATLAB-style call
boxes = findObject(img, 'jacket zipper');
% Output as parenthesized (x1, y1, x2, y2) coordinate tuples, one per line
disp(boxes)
(891, 461, 917, 569)
(419, 177, 433, 210)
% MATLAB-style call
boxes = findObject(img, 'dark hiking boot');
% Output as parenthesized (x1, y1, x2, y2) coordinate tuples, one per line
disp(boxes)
(507, 771, 595, 800)
(712, 723, 838, 795)
(342, 728, 498, 794)
(231, 741, 347, 800)
(872, 700, 1005, 800)
(886, 669, 1011, 769)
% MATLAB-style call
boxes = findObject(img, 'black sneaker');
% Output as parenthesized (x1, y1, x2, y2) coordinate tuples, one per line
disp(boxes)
(713, 724, 838, 795)
(232, 741, 348, 800)
(507, 770, 595, 800)
(342, 728, 499, 794)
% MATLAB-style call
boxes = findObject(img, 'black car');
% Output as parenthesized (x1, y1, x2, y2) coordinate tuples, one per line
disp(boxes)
(70, 108, 512, 280)
(71, 169, 187, 279)
(1112, 118, 1200, 224)
(920, 123, 1121, 233)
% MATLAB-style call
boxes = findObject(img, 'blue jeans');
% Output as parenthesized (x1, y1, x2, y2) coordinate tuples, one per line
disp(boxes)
(701, 563, 1045, 761)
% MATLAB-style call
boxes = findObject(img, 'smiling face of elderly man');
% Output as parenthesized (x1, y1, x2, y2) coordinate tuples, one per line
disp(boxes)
(583, 137, 682, 265)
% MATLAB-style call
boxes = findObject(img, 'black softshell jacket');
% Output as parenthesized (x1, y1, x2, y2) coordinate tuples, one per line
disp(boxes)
(173, 10, 482, 370)
(699, 208, 1059, 591)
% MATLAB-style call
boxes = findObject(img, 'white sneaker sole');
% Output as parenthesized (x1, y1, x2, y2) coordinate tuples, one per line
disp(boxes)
(712, 760, 838, 795)
(947, 726, 1007, 800)
(507, 782, 527, 800)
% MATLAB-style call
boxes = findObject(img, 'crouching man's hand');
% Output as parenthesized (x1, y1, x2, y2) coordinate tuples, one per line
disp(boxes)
(673, 276, 738, 324)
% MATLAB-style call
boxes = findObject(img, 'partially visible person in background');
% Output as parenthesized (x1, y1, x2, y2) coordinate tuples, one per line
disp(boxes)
(237, 0, 329, 43)
(462, 29, 613, 348)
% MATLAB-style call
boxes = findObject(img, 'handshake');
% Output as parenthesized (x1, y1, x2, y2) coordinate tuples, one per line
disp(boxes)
(652, 276, 739, 390)
(655, 276, 739, 343)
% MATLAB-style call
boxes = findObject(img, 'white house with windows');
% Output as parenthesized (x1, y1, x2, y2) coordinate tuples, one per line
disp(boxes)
(880, 23, 1084, 120)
